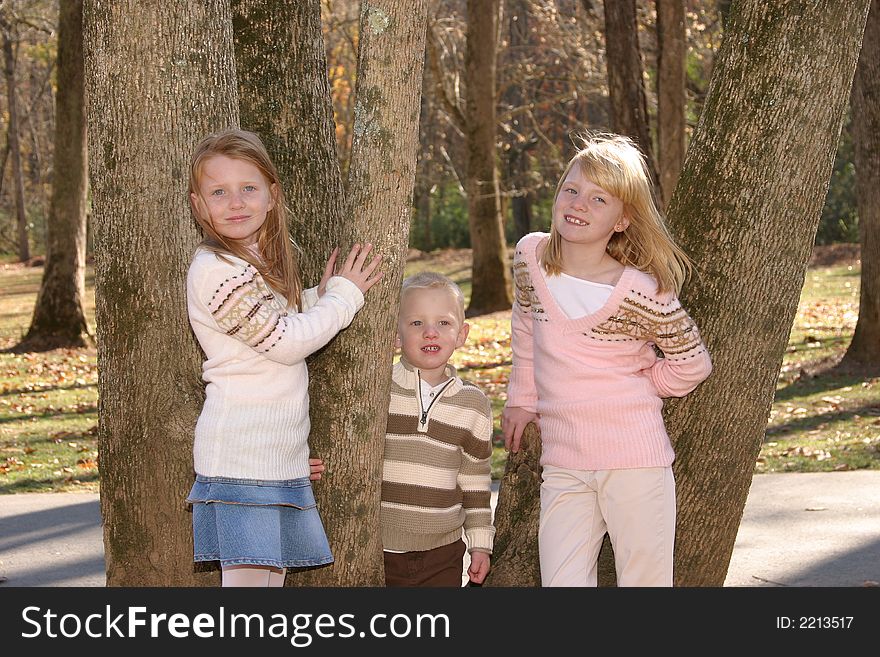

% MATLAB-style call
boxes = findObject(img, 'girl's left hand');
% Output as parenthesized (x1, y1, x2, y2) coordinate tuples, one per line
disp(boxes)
(317, 247, 340, 297)
(309, 457, 325, 481)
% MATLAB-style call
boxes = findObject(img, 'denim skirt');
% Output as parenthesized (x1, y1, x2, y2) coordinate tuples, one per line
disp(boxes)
(186, 474, 334, 569)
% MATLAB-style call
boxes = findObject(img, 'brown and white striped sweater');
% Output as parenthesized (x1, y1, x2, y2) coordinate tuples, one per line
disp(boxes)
(381, 358, 495, 554)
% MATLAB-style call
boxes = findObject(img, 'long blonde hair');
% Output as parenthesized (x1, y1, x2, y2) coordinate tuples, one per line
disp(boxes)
(542, 132, 690, 295)
(189, 128, 303, 308)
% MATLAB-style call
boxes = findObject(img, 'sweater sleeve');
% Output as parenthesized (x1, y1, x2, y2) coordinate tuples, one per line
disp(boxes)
(646, 293, 712, 397)
(458, 390, 495, 554)
(193, 259, 364, 366)
(300, 285, 320, 311)
(505, 247, 538, 413)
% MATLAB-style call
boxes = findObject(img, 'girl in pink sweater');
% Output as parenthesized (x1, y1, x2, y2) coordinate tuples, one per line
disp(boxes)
(501, 133, 712, 587)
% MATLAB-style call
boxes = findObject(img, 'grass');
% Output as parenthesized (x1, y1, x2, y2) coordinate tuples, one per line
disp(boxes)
(0, 245, 876, 492)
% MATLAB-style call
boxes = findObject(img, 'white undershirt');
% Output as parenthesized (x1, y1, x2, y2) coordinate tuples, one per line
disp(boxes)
(542, 270, 613, 319)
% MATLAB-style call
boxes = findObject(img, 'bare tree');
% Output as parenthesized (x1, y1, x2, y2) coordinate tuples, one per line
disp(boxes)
(841, 0, 880, 367)
(1, 4, 29, 261)
(603, 0, 659, 186)
(465, 0, 512, 316)
(656, 0, 686, 208)
(16, 0, 90, 352)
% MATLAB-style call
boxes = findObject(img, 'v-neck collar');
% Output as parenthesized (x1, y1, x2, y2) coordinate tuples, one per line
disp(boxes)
(524, 233, 637, 334)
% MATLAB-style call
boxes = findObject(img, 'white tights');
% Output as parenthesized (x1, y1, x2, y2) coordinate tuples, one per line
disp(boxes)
(221, 565, 287, 587)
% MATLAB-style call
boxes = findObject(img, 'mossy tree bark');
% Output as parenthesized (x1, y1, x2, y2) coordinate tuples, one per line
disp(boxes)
(17, 0, 91, 352)
(488, 0, 871, 587)
(233, 0, 430, 585)
(85, 0, 238, 585)
(842, 0, 880, 367)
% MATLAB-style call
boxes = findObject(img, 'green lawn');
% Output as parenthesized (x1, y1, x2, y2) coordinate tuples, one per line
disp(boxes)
(0, 246, 876, 492)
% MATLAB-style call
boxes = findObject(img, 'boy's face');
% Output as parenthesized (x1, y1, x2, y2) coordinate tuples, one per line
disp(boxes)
(396, 287, 469, 385)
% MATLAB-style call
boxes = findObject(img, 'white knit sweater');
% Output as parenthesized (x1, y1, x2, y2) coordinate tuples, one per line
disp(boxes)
(186, 247, 364, 480)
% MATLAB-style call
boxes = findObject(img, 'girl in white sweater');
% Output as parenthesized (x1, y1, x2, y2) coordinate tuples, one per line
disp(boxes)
(185, 129, 382, 587)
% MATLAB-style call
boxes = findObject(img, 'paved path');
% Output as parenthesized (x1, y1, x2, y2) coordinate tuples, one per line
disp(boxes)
(2, 472, 879, 587)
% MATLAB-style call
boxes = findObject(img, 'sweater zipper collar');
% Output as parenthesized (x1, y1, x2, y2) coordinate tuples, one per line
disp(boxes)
(416, 369, 455, 427)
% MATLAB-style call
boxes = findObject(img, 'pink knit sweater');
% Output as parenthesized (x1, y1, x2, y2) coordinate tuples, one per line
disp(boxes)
(506, 233, 712, 470)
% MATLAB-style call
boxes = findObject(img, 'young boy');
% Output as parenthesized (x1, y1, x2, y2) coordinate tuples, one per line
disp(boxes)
(381, 272, 495, 586)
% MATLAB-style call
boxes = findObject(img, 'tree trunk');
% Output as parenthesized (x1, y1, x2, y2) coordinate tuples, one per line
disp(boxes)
(1, 15, 29, 262)
(842, 0, 880, 366)
(16, 0, 91, 352)
(84, 0, 239, 586)
(233, 0, 429, 585)
(603, 0, 660, 188)
(488, 0, 871, 587)
(503, 0, 533, 242)
(655, 0, 686, 208)
(665, 0, 871, 586)
(465, 0, 512, 316)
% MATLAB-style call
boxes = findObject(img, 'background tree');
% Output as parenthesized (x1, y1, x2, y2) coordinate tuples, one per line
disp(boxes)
(602, 0, 659, 186)
(1, 3, 29, 261)
(85, 0, 239, 586)
(15, 0, 90, 352)
(488, 0, 871, 586)
(233, 0, 430, 586)
(655, 0, 686, 207)
(841, 0, 879, 367)
(464, 0, 512, 315)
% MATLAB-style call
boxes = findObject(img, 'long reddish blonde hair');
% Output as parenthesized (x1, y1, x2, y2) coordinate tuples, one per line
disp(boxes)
(189, 128, 302, 308)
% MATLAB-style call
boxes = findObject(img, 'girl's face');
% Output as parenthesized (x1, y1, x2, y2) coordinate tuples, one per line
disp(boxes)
(553, 165, 628, 247)
(192, 155, 276, 246)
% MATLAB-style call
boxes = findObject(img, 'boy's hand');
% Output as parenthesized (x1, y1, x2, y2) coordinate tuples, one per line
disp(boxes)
(501, 406, 539, 453)
(467, 551, 490, 584)
(309, 457, 325, 481)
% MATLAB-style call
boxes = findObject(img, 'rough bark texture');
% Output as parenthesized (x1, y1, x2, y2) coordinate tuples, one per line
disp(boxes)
(603, 0, 659, 188)
(842, 0, 880, 366)
(665, 0, 871, 586)
(484, 424, 541, 586)
(465, 0, 512, 316)
(235, 0, 429, 585)
(17, 0, 91, 352)
(85, 0, 238, 586)
(656, 0, 686, 208)
(1, 13, 29, 262)
(487, 0, 870, 587)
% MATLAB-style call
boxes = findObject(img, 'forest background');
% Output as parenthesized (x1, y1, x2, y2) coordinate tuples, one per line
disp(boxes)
(0, 0, 877, 587)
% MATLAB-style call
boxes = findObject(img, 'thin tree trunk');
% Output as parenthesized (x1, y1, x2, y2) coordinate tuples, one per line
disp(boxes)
(85, 0, 239, 586)
(1, 16, 29, 262)
(465, 0, 512, 316)
(488, 0, 871, 587)
(842, 0, 880, 366)
(603, 0, 660, 188)
(504, 0, 533, 242)
(656, 0, 686, 208)
(234, 0, 429, 586)
(16, 0, 91, 352)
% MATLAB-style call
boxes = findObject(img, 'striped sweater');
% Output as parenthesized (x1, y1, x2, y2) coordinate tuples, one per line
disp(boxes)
(186, 247, 363, 480)
(381, 358, 495, 554)
(507, 232, 712, 470)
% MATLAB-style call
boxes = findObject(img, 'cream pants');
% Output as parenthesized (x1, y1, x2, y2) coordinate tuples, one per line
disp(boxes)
(539, 465, 676, 587)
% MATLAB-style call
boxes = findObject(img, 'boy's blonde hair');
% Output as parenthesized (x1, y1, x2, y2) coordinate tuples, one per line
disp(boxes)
(189, 128, 303, 308)
(543, 132, 691, 295)
(401, 272, 466, 323)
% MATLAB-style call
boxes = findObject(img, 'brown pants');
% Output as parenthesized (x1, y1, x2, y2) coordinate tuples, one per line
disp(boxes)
(384, 539, 466, 587)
